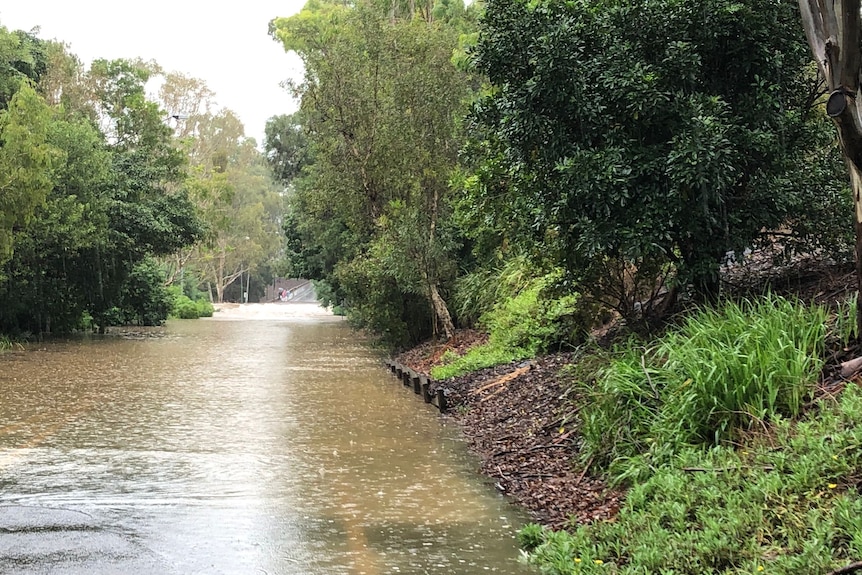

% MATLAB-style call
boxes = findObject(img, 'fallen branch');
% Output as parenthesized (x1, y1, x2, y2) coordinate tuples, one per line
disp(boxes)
(840, 356, 862, 378)
(480, 386, 509, 403)
(472, 364, 532, 395)
(829, 561, 862, 575)
(574, 456, 594, 486)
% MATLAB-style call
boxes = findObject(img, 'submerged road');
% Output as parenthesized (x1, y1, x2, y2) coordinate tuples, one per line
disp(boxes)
(0, 306, 532, 574)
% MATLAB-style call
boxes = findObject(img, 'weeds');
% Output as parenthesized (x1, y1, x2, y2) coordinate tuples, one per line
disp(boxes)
(0, 335, 23, 351)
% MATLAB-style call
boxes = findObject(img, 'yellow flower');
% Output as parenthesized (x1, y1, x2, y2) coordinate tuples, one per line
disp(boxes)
(594, 559, 604, 565)
(832, 455, 839, 460)
(574, 558, 581, 563)
(757, 566, 764, 572)
(828, 483, 838, 489)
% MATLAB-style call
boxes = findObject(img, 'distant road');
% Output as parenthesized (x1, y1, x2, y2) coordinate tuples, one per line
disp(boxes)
(210, 302, 340, 321)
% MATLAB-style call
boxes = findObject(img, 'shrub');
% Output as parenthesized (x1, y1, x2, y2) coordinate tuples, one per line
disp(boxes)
(116, 258, 173, 326)
(195, 298, 214, 317)
(169, 285, 214, 319)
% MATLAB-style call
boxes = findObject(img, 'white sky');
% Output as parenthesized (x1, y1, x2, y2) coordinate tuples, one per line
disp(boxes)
(0, 1, 307, 146)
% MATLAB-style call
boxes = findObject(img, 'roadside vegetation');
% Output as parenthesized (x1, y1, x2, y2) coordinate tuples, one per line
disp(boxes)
(515, 294, 862, 574)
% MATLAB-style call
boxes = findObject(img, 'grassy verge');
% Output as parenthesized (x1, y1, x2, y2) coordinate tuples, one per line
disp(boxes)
(519, 294, 862, 574)
(0, 334, 24, 351)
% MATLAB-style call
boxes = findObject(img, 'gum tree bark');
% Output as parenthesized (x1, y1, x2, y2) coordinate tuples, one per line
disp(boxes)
(798, 0, 862, 335)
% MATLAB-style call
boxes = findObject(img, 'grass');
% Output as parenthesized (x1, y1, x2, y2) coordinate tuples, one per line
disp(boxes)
(577, 294, 827, 480)
(0, 335, 24, 351)
(519, 382, 862, 574)
(432, 270, 585, 379)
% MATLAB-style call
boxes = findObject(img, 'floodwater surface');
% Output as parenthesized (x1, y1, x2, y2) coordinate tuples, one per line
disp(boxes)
(0, 307, 533, 574)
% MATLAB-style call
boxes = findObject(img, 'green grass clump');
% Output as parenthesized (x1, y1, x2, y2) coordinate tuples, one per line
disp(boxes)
(432, 272, 584, 379)
(0, 335, 24, 351)
(519, 383, 862, 574)
(579, 294, 827, 478)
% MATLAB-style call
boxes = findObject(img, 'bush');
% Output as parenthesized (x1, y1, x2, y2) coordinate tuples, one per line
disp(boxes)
(169, 285, 214, 319)
(195, 298, 214, 317)
(116, 258, 172, 326)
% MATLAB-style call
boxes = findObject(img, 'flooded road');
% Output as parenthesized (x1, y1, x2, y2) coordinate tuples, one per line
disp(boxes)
(0, 307, 533, 574)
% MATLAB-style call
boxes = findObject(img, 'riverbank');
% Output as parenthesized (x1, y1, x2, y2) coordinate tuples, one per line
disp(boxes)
(395, 288, 862, 574)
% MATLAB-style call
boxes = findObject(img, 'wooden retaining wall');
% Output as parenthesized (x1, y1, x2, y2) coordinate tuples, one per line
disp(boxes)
(383, 359, 447, 413)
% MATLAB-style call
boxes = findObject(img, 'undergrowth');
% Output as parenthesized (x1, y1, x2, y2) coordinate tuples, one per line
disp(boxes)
(577, 294, 827, 482)
(432, 269, 585, 379)
(520, 294, 862, 574)
(519, 383, 862, 574)
(0, 334, 24, 351)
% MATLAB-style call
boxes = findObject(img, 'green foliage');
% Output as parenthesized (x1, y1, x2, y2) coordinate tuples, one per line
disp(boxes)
(577, 295, 827, 480)
(516, 522, 544, 552)
(432, 269, 588, 378)
(0, 26, 48, 107)
(333, 253, 433, 347)
(270, 0, 477, 345)
(0, 83, 58, 265)
(195, 298, 214, 318)
(452, 255, 535, 327)
(520, 384, 862, 574)
(264, 111, 311, 185)
(116, 258, 172, 326)
(833, 293, 859, 349)
(0, 334, 23, 351)
(464, 0, 849, 302)
(168, 285, 215, 319)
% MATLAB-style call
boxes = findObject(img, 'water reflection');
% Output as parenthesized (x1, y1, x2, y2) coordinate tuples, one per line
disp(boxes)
(0, 315, 532, 574)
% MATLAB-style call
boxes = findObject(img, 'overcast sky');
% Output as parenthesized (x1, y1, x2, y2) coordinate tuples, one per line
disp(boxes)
(0, 1, 307, 146)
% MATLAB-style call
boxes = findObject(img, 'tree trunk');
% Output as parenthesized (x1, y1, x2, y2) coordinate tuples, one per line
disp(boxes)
(798, 0, 862, 337)
(429, 282, 455, 341)
(425, 184, 455, 341)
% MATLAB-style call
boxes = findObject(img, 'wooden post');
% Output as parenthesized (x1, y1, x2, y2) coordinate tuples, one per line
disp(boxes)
(396, 366, 403, 379)
(412, 373, 421, 394)
(402, 368, 412, 387)
(421, 378, 432, 403)
(436, 388, 447, 413)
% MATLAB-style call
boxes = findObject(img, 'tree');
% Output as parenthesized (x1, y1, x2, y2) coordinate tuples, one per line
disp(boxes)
(0, 84, 57, 266)
(0, 53, 204, 334)
(798, 0, 862, 336)
(270, 0, 475, 344)
(464, 0, 846, 314)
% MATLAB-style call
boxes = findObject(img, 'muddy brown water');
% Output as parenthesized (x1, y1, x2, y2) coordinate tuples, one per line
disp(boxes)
(0, 312, 534, 574)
